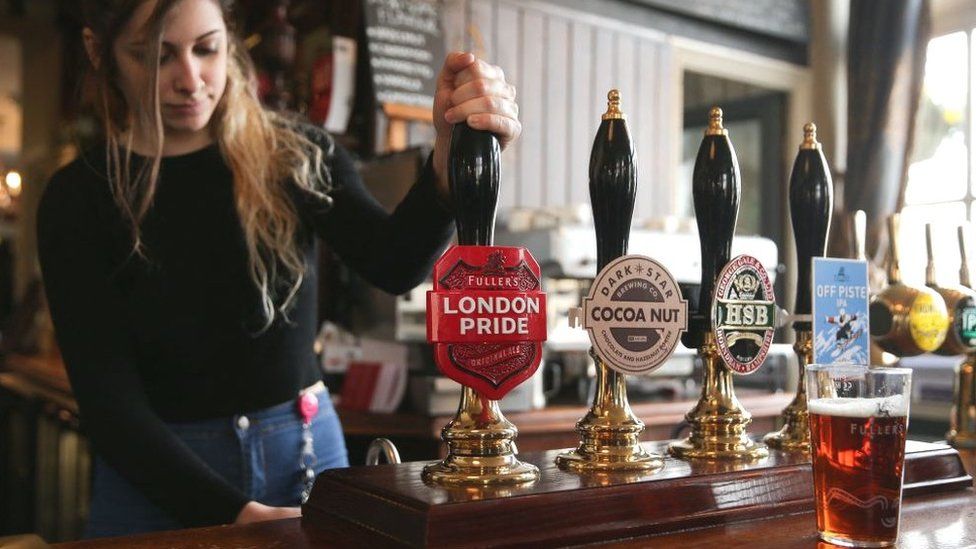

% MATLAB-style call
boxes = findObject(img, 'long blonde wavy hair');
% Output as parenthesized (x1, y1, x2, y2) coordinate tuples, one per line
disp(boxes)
(82, 0, 331, 329)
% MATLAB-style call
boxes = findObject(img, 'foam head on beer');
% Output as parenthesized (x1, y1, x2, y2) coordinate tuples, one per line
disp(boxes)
(808, 395, 909, 418)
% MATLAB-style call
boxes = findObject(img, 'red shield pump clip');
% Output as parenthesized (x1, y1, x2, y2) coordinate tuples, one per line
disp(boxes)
(427, 245, 547, 400)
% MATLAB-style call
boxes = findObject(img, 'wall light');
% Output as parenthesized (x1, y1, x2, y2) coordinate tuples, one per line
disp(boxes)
(5, 170, 21, 197)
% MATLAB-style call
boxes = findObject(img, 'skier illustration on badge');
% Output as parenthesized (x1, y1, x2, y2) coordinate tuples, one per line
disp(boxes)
(825, 309, 864, 351)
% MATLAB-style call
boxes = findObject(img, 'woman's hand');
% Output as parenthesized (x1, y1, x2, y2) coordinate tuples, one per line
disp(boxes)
(234, 501, 301, 524)
(432, 52, 521, 200)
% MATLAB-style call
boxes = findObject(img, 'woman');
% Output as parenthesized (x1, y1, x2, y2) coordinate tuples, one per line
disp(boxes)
(37, 0, 520, 538)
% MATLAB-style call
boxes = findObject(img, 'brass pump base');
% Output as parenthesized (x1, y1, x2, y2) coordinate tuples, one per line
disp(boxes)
(422, 387, 539, 486)
(556, 350, 664, 472)
(764, 331, 812, 453)
(948, 352, 976, 450)
(669, 333, 769, 461)
(423, 455, 539, 485)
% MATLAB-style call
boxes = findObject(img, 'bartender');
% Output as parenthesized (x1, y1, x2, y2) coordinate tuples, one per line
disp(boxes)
(36, 0, 520, 539)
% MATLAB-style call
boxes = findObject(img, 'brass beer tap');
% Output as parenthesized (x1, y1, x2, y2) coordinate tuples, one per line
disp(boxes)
(869, 215, 949, 357)
(422, 123, 539, 485)
(949, 225, 976, 449)
(930, 224, 976, 357)
(555, 90, 663, 472)
(668, 108, 768, 460)
(764, 123, 833, 453)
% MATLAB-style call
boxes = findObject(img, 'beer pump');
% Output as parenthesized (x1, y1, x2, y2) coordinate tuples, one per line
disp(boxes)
(854, 210, 867, 261)
(556, 90, 664, 472)
(422, 123, 544, 485)
(764, 123, 832, 453)
(668, 107, 768, 460)
(929, 224, 976, 357)
(869, 215, 949, 356)
(949, 225, 976, 448)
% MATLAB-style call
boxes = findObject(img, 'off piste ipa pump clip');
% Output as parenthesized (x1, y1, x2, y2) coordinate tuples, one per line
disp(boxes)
(669, 107, 775, 461)
(558, 90, 688, 472)
(424, 122, 546, 485)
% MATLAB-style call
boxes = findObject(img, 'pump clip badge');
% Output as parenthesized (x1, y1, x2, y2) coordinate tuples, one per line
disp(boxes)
(580, 255, 688, 375)
(426, 246, 547, 400)
(712, 254, 776, 374)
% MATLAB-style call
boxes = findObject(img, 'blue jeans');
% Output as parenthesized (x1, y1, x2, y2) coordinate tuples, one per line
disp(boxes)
(84, 389, 348, 539)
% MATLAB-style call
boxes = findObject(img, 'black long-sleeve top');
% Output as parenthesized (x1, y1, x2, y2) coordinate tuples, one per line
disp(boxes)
(36, 128, 454, 527)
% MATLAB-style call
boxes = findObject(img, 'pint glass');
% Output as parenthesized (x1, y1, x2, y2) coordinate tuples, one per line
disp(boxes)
(805, 364, 912, 548)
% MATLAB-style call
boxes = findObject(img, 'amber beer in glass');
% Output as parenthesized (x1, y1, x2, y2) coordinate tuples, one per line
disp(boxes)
(805, 364, 912, 548)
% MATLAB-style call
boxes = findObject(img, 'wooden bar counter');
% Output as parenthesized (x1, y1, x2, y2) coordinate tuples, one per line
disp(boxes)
(54, 447, 976, 548)
(9, 354, 973, 547)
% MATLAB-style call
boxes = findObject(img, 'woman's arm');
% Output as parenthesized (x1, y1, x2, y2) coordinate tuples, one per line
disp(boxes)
(37, 170, 250, 527)
(303, 52, 521, 294)
(310, 142, 455, 295)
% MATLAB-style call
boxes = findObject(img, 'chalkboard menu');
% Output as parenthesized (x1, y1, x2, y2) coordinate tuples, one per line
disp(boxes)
(363, 0, 444, 110)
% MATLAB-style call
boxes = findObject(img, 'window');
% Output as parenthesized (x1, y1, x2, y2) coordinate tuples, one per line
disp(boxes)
(901, 30, 972, 285)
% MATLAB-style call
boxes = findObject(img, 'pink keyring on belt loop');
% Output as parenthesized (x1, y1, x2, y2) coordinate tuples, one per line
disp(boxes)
(297, 392, 319, 425)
